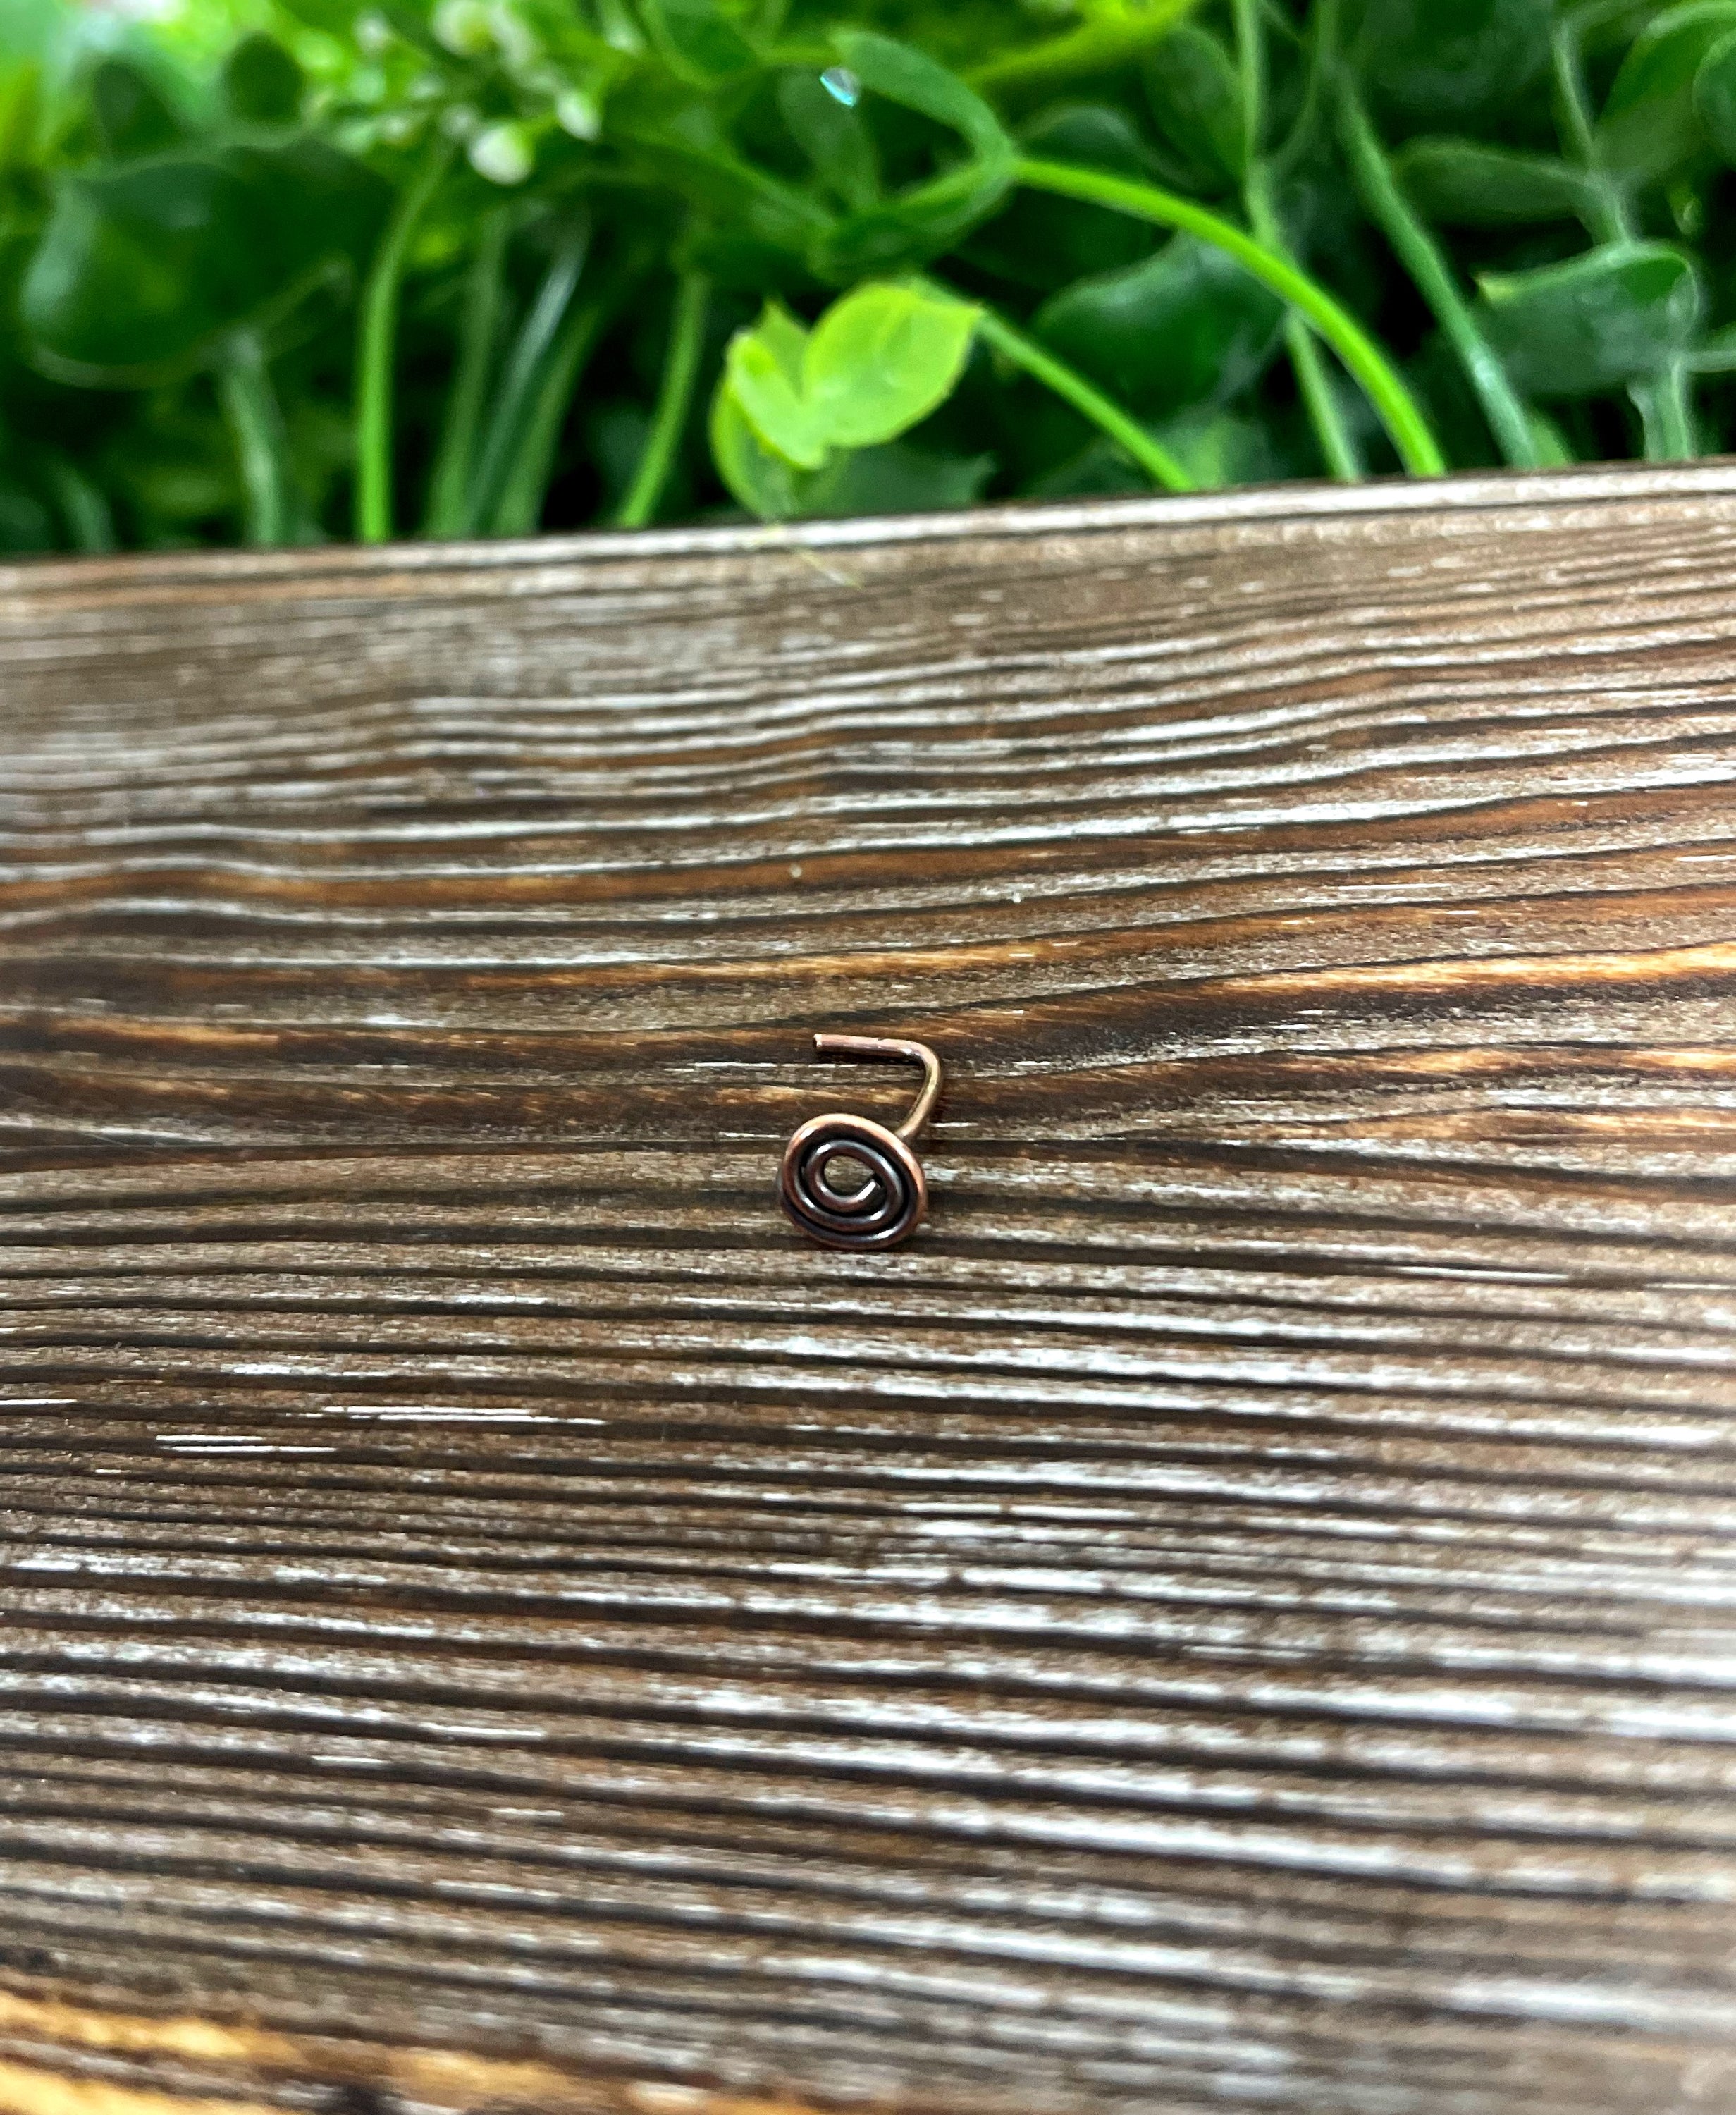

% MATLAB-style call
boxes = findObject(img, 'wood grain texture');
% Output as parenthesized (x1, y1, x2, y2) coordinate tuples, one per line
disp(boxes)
(6, 465, 1736, 2115)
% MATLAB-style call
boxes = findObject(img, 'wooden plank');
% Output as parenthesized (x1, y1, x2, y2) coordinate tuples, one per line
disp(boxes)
(5, 465, 1736, 2115)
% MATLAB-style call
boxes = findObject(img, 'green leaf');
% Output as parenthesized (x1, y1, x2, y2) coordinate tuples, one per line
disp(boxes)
(710, 412, 994, 525)
(804, 280, 979, 449)
(804, 34, 1013, 284)
(799, 438, 993, 518)
(1035, 235, 1284, 418)
(1024, 405, 1298, 499)
(967, 104, 1156, 290)
(0, 61, 41, 173)
(1693, 26, 1736, 161)
(710, 372, 805, 517)
(832, 30, 1011, 164)
(22, 138, 385, 385)
(618, 89, 825, 265)
(724, 300, 830, 467)
(0, 483, 52, 551)
(226, 135, 388, 286)
(24, 158, 260, 381)
(1690, 320, 1736, 374)
(721, 283, 980, 467)
(89, 59, 185, 160)
(1599, 0, 1736, 179)
(812, 159, 1012, 281)
(1349, 0, 1553, 128)
(1578, 1, 1671, 58)
(461, 218, 595, 535)
(1022, 101, 1152, 177)
(1143, 23, 1243, 190)
(269, 0, 367, 37)
(1393, 138, 1592, 226)
(1525, 407, 1576, 466)
(639, 0, 758, 82)
(1477, 243, 1703, 398)
(778, 68, 879, 209)
(1154, 408, 1285, 491)
(1025, 431, 1148, 501)
(221, 35, 304, 128)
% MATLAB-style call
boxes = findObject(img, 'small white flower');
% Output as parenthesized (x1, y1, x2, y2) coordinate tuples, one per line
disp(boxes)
(555, 85, 601, 140)
(489, 1, 541, 73)
(355, 9, 395, 56)
(433, 0, 494, 57)
(468, 118, 534, 183)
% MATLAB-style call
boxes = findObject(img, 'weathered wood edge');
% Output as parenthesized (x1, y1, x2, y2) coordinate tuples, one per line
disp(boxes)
(6, 458, 1736, 600)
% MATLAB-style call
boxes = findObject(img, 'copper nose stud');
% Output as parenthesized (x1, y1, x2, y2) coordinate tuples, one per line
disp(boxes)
(778, 1034, 941, 1251)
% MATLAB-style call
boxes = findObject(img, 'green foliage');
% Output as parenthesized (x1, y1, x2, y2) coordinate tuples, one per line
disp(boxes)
(1599, 0, 1736, 178)
(1479, 243, 1704, 397)
(1693, 25, 1736, 158)
(805, 278, 980, 444)
(1392, 139, 1593, 226)
(713, 278, 979, 506)
(1144, 23, 1244, 188)
(90, 60, 185, 158)
(1349, 0, 1554, 128)
(1036, 236, 1281, 414)
(725, 300, 828, 467)
(221, 35, 304, 128)
(25, 138, 383, 382)
(1, 0, 1735, 553)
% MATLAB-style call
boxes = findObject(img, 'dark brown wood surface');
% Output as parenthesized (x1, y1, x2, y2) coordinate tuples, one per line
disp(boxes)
(6, 465, 1736, 2115)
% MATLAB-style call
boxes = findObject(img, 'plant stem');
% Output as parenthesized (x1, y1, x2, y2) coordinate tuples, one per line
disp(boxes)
(1638, 361, 1697, 459)
(1231, 0, 1264, 167)
(355, 134, 453, 544)
(1336, 83, 1541, 470)
(1287, 312, 1363, 479)
(218, 333, 295, 546)
(968, 0, 1195, 102)
(1248, 168, 1363, 480)
(464, 218, 591, 536)
(424, 207, 513, 539)
(1270, 0, 1334, 179)
(1551, 16, 1631, 243)
(1688, 321, 1736, 370)
(42, 455, 115, 552)
(615, 270, 710, 529)
(1233, 0, 1362, 481)
(953, 291, 1194, 495)
(1550, 16, 1698, 461)
(1014, 153, 1446, 476)
(488, 293, 614, 536)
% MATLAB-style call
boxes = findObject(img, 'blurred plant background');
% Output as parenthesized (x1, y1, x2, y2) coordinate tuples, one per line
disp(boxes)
(0, 0, 1732, 553)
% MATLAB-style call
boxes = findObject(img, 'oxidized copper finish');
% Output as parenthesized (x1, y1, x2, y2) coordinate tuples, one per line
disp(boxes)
(779, 1034, 941, 1251)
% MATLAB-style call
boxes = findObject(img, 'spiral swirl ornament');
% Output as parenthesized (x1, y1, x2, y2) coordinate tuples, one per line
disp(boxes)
(778, 1034, 940, 1252)
(780, 1112, 927, 1251)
